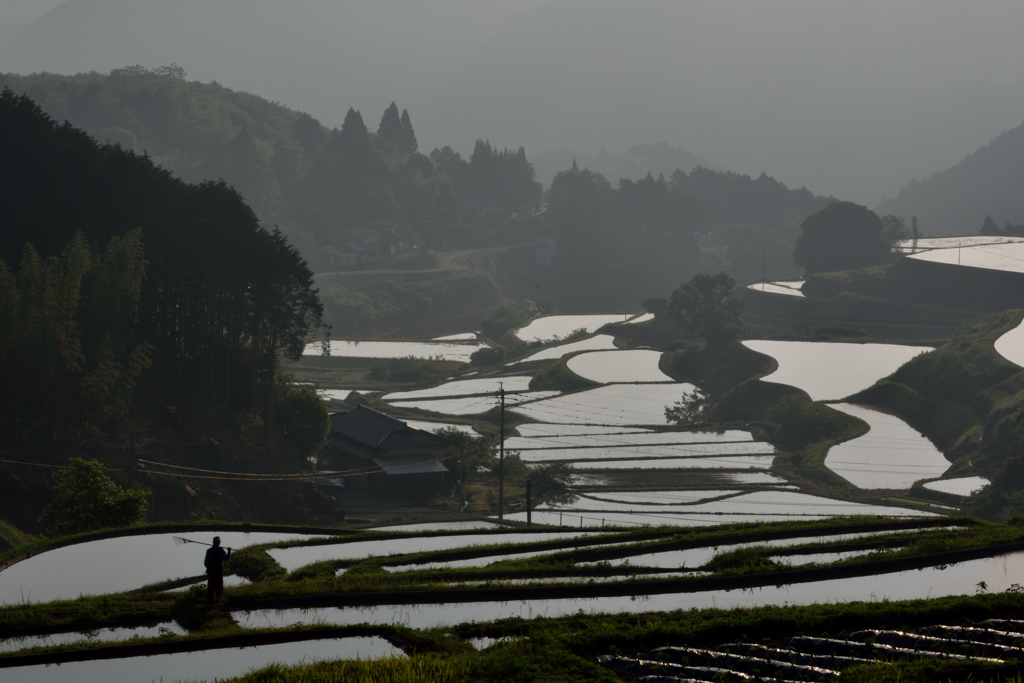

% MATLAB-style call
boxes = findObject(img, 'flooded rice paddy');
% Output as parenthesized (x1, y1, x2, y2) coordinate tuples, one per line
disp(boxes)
(511, 334, 618, 363)
(994, 317, 1024, 368)
(384, 376, 533, 400)
(0, 622, 186, 654)
(566, 349, 673, 383)
(509, 490, 933, 528)
(0, 532, 324, 605)
(1, 636, 401, 683)
(304, 339, 486, 362)
(267, 531, 604, 572)
(742, 341, 930, 401)
(516, 441, 776, 463)
(565, 455, 776, 470)
(825, 404, 950, 489)
(318, 388, 354, 402)
(746, 280, 806, 297)
(432, 332, 478, 340)
(504, 428, 755, 450)
(514, 314, 629, 342)
(512, 383, 696, 425)
(906, 240, 1024, 274)
(400, 420, 478, 435)
(387, 391, 559, 416)
(895, 235, 1024, 252)
(922, 476, 991, 496)
(233, 551, 1024, 629)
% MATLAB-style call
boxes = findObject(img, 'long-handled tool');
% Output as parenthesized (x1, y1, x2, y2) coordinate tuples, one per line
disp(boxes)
(173, 536, 234, 551)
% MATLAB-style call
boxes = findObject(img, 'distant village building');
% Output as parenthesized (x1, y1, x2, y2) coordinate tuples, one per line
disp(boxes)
(320, 405, 449, 496)
(312, 224, 414, 272)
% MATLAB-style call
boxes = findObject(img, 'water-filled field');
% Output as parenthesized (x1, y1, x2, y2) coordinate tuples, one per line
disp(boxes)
(384, 375, 533, 400)
(267, 531, 606, 572)
(566, 455, 777, 470)
(387, 391, 559, 415)
(512, 334, 618, 363)
(994, 318, 1024, 368)
(906, 240, 1024, 273)
(303, 339, 486, 361)
(401, 420, 478, 435)
(514, 314, 628, 342)
(566, 349, 673, 383)
(0, 621, 186, 654)
(507, 490, 931, 527)
(742, 341, 930, 400)
(504, 429, 755, 450)
(513, 383, 696, 425)
(746, 280, 805, 297)
(516, 441, 776, 463)
(233, 552, 1024, 629)
(0, 531, 324, 605)
(1, 636, 401, 683)
(922, 476, 991, 496)
(895, 235, 1024, 252)
(825, 403, 950, 489)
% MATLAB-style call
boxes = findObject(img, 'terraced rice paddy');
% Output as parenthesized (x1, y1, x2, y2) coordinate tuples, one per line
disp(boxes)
(511, 334, 618, 363)
(907, 240, 1024, 274)
(504, 428, 755, 450)
(508, 490, 933, 527)
(0, 622, 186, 654)
(0, 531, 325, 605)
(1, 636, 401, 683)
(514, 314, 628, 342)
(384, 376, 533, 400)
(232, 551, 1024, 629)
(512, 383, 696, 425)
(566, 349, 673, 383)
(742, 341, 930, 401)
(923, 476, 991, 496)
(303, 339, 486, 361)
(516, 441, 776, 463)
(387, 391, 559, 415)
(995, 317, 1024, 368)
(825, 403, 951, 489)
(266, 531, 606, 572)
(746, 280, 806, 297)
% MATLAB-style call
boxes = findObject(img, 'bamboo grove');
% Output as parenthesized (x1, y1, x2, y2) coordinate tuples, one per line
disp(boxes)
(0, 88, 323, 450)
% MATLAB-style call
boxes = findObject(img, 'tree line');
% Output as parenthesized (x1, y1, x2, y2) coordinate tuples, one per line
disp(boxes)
(0, 87, 323, 451)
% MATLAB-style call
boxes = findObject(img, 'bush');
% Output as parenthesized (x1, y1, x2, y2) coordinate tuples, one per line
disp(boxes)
(480, 306, 530, 340)
(470, 346, 506, 366)
(40, 458, 150, 535)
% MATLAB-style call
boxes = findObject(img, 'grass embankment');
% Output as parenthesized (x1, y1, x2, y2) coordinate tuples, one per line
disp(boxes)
(528, 356, 599, 392)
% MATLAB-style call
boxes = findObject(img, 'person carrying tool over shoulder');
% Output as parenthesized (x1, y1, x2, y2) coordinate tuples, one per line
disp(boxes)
(204, 536, 232, 603)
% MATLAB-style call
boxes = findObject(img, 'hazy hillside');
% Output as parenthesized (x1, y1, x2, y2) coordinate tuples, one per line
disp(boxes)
(5, 1, 1024, 204)
(875, 119, 1024, 237)
(529, 143, 723, 189)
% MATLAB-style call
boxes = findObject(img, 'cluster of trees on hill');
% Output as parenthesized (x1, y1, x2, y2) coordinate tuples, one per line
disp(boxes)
(0, 68, 546, 263)
(0, 87, 323, 453)
(546, 166, 707, 305)
(875, 117, 1024, 237)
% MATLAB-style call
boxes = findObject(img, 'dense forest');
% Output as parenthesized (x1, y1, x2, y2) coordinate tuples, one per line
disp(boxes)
(0, 66, 849, 319)
(0, 87, 323, 454)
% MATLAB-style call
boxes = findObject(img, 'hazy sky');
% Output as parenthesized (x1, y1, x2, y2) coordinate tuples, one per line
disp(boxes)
(3, 0, 1024, 205)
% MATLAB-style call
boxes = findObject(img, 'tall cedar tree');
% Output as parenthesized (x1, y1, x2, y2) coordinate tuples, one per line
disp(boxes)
(376, 102, 404, 152)
(0, 88, 323, 449)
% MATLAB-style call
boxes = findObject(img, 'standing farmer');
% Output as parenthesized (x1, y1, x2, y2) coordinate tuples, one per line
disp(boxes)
(204, 536, 232, 603)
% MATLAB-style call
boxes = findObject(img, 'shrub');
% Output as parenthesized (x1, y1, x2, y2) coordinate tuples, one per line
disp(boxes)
(40, 458, 150, 535)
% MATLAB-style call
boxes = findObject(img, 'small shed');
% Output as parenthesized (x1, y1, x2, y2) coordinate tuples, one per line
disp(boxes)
(321, 405, 449, 497)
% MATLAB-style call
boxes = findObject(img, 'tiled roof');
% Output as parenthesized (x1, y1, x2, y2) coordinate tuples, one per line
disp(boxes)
(328, 405, 448, 451)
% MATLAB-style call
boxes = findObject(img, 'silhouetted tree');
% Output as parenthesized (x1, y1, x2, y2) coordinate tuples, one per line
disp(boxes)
(668, 272, 745, 346)
(377, 101, 404, 151)
(793, 201, 891, 275)
(399, 108, 418, 155)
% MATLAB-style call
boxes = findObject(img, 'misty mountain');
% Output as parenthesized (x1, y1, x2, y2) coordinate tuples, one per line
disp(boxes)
(5, 1, 1024, 206)
(875, 119, 1024, 237)
(529, 143, 723, 189)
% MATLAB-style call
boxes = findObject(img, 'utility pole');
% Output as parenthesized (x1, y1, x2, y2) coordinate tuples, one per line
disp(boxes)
(525, 479, 532, 527)
(128, 433, 137, 487)
(498, 383, 505, 520)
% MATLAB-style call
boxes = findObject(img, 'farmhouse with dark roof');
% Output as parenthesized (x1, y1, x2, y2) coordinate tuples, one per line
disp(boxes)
(321, 405, 449, 496)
